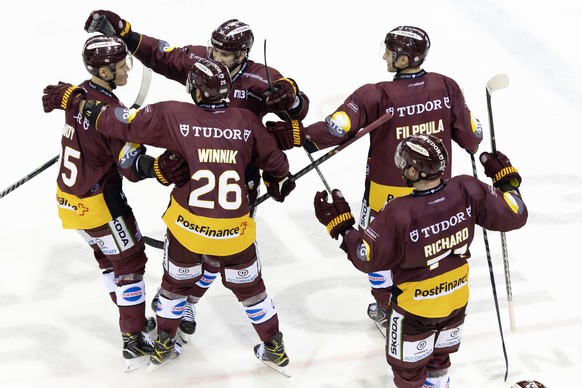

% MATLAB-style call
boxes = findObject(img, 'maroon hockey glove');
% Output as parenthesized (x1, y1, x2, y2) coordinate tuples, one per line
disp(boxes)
(84, 10, 132, 39)
(313, 189, 355, 239)
(480, 151, 522, 191)
(42, 82, 86, 113)
(265, 120, 306, 150)
(263, 172, 296, 202)
(264, 78, 299, 112)
(154, 150, 190, 187)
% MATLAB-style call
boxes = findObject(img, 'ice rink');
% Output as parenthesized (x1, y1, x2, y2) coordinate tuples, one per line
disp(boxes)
(1, 1, 580, 387)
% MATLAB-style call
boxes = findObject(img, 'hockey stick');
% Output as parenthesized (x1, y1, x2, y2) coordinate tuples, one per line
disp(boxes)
(471, 153, 509, 382)
(130, 66, 153, 109)
(252, 112, 393, 208)
(143, 112, 393, 250)
(0, 155, 59, 199)
(486, 73, 515, 333)
(0, 66, 152, 200)
(264, 39, 332, 194)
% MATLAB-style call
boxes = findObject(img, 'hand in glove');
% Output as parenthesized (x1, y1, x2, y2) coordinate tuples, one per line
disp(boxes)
(264, 78, 300, 112)
(154, 150, 190, 187)
(263, 172, 296, 202)
(42, 82, 86, 113)
(480, 151, 522, 191)
(313, 189, 355, 239)
(84, 10, 132, 39)
(265, 119, 306, 150)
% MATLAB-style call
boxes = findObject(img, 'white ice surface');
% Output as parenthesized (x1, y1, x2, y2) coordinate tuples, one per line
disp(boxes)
(1, 1, 580, 387)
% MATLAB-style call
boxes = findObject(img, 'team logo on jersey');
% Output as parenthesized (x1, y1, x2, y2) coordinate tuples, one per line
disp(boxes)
(180, 124, 190, 137)
(410, 229, 419, 242)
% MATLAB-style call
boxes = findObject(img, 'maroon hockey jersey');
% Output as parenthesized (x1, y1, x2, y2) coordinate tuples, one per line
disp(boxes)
(130, 34, 308, 120)
(306, 71, 483, 220)
(343, 176, 527, 318)
(56, 80, 147, 229)
(93, 101, 289, 256)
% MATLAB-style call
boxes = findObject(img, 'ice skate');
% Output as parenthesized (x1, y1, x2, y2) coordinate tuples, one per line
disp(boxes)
(122, 331, 154, 372)
(367, 302, 387, 338)
(177, 302, 196, 344)
(144, 316, 156, 333)
(147, 331, 182, 373)
(253, 331, 291, 377)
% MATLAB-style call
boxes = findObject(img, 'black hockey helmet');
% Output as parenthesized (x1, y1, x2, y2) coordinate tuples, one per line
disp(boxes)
(385, 26, 430, 67)
(186, 58, 232, 103)
(394, 134, 448, 180)
(82, 35, 130, 76)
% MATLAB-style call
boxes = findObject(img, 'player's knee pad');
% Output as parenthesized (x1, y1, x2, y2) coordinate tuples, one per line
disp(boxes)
(244, 295, 277, 325)
(102, 269, 117, 294)
(368, 269, 393, 289)
(155, 293, 187, 320)
(115, 279, 146, 307)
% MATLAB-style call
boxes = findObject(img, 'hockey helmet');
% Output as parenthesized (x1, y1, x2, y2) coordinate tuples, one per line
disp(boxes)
(210, 19, 254, 53)
(82, 35, 130, 76)
(511, 382, 547, 388)
(186, 58, 232, 103)
(385, 26, 430, 67)
(394, 134, 448, 180)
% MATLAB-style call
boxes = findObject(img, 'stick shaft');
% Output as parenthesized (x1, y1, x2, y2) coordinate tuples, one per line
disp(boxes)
(252, 112, 392, 209)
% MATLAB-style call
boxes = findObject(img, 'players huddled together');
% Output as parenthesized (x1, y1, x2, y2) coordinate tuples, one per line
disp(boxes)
(42, 9, 529, 388)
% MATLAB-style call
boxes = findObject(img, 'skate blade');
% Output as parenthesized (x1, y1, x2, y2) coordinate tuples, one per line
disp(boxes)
(147, 359, 173, 374)
(125, 356, 149, 373)
(374, 320, 387, 339)
(177, 329, 190, 344)
(260, 360, 292, 377)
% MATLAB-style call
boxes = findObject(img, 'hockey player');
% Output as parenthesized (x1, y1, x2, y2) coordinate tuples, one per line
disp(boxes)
(313, 134, 527, 388)
(43, 58, 296, 375)
(41, 35, 190, 372)
(304, 26, 483, 334)
(83, 10, 310, 339)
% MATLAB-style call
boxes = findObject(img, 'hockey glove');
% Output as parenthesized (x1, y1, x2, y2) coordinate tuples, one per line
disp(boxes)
(265, 120, 306, 150)
(264, 78, 300, 112)
(263, 172, 296, 202)
(42, 82, 86, 113)
(84, 10, 132, 39)
(81, 100, 109, 128)
(480, 151, 522, 192)
(153, 150, 190, 187)
(313, 189, 355, 239)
